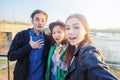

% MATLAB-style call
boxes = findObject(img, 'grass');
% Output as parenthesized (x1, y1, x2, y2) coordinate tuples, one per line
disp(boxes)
(109, 66, 120, 79)
(0, 68, 14, 80)
(0, 61, 6, 66)
(0, 62, 14, 80)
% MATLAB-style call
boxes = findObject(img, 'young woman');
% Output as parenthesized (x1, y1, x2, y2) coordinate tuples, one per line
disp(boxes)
(45, 21, 67, 80)
(64, 14, 118, 80)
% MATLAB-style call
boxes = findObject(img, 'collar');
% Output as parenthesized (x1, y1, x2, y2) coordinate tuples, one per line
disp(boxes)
(74, 46, 81, 56)
(55, 43, 63, 47)
(30, 28, 43, 36)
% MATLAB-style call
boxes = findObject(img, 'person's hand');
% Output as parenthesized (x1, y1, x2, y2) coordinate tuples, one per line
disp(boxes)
(29, 37, 44, 49)
(56, 53, 61, 62)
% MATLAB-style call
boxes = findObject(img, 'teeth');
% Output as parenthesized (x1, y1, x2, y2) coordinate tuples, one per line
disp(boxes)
(69, 37, 75, 39)
(38, 26, 42, 27)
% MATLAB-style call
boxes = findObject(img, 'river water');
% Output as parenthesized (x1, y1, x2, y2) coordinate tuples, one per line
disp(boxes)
(91, 32, 120, 64)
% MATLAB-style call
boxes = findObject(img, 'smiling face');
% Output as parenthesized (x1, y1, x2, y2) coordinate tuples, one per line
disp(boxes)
(32, 13, 47, 34)
(52, 25, 65, 44)
(65, 18, 87, 48)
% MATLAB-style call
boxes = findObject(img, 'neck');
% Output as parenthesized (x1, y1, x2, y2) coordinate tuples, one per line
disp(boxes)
(34, 28, 42, 35)
(75, 43, 80, 49)
(56, 43, 60, 46)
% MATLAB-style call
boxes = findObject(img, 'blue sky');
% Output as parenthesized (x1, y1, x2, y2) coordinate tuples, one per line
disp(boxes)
(0, 0, 120, 29)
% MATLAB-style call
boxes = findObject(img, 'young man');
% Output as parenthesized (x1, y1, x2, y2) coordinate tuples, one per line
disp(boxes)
(7, 9, 51, 80)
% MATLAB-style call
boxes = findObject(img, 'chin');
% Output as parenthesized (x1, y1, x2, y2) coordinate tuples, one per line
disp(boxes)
(38, 28, 43, 31)
(70, 41, 80, 46)
(69, 42, 76, 46)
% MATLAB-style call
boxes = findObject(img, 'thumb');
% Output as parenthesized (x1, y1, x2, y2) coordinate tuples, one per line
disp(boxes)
(30, 36, 33, 41)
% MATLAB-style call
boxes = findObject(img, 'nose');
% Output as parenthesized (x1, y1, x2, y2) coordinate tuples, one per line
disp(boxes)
(38, 21, 42, 24)
(68, 28, 74, 35)
(55, 34, 59, 37)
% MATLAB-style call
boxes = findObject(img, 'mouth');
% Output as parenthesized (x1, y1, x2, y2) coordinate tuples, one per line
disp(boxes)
(55, 38, 60, 41)
(37, 26, 43, 28)
(68, 37, 76, 42)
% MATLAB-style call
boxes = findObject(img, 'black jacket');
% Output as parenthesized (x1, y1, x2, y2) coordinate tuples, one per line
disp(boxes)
(7, 29, 51, 80)
(65, 45, 118, 80)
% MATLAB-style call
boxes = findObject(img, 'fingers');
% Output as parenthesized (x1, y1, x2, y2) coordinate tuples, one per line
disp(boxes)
(29, 37, 44, 49)
(37, 44, 44, 49)
(56, 53, 61, 62)
(36, 40, 44, 44)
(35, 39, 43, 43)
(35, 39, 44, 45)
(35, 40, 44, 49)
(29, 36, 33, 48)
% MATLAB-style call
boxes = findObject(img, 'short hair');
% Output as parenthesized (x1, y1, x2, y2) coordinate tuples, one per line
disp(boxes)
(31, 9, 48, 20)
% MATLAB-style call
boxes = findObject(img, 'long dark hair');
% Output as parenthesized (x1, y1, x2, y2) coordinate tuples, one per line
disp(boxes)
(64, 14, 93, 67)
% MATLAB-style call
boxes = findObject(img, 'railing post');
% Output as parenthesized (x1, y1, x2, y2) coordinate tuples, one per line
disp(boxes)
(7, 59, 10, 80)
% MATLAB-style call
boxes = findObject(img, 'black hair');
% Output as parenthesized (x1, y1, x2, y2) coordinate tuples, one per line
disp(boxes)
(49, 20, 65, 33)
(31, 9, 48, 20)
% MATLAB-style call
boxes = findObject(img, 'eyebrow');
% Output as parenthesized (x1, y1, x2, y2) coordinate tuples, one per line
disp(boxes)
(73, 23, 79, 26)
(35, 17, 45, 19)
(65, 23, 69, 26)
(65, 23, 79, 26)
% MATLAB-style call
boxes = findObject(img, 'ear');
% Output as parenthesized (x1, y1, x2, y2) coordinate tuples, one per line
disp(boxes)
(44, 21, 47, 27)
(45, 20, 47, 24)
